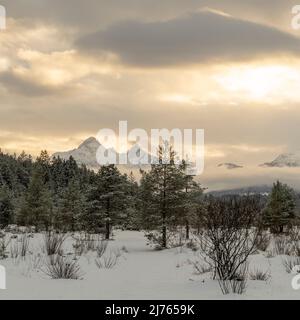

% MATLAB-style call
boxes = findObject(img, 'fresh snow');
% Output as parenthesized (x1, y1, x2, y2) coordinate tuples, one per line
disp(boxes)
(0, 231, 299, 300)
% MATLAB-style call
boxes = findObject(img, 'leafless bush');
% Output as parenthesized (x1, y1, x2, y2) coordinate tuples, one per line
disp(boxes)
(288, 227, 300, 242)
(188, 259, 212, 275)
(42, 254, 83, 279)
(218, 263, 248, 295)
(0, 235, 10, 259)
(249, 268, 271, 281)
(19, 234, 30, 257)
(10, 241, 19, 259)
(72, 233, 102, 255)
(18, 253, 43, 277)
(282, 256, 300, 273)
(186, 240, 198, 251)
(84, 234, 98, 251)
(274, 236, 289, 255)
(265, 249, 276, 258)
(292, 242, 300, 257)
(96, 240, 108, 258)
(197, 196, 262, 288)
(255, 232, 271, 252)
(95, 252, 118, 269)
(43, 231, 66, 256)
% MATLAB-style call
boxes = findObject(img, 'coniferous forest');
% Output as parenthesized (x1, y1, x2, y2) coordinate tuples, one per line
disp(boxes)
(1, 145, 300, 299)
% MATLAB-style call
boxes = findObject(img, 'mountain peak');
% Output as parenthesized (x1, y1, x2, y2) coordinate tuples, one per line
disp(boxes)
(78, 137, 99, 148)
(261, 152, 300, 168)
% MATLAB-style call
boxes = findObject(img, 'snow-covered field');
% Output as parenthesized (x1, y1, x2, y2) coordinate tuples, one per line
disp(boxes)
(0, 230, 299, 300)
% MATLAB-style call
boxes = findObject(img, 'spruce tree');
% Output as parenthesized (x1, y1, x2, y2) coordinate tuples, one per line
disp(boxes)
(123, 172, 140, 230)
(263, 181, 296, 233)
(180, 162, 204, 239)
(57, 178, 86, 231)
(140, 143, 186, 249)
(18, 166, 53, 231)
(0, 185, 14, 227)
(88, 165, 127, 239)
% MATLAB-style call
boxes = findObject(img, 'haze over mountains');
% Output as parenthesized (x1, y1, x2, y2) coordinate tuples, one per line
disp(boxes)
(51, 137, 300, 192)
(52, 136, 153, 170)
(261, 153, 300, 168)
(52, 137, 300, 170)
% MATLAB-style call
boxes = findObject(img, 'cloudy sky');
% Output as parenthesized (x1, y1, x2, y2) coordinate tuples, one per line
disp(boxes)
(1, 0, 300, 189)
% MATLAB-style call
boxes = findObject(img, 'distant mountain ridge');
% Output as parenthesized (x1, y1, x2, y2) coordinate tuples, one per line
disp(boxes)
(261, 153, 300, 168)
(208, 185, 272, 196)
(52, 137, 101, 168)
(52, 136, 154, 169)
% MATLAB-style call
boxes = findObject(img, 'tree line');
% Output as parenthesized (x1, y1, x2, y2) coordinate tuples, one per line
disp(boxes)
(0, 145, 298, 249)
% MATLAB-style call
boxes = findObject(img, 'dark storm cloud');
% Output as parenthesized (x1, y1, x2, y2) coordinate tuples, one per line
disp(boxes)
(1, 0, 296, 32)
(76, 11, 300, 67)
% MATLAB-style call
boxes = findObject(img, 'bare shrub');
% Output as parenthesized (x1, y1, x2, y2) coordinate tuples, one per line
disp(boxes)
(265, 249, 276, 258)
(83, 233, 98, 251)
(186, 240, 198, 251)
(0, 235, 10, 259)
(43, 231, 66, 256)
(10, 241, 19, 259)
(249, 268, 271, 281)
(292, 242, 300, 257)
(255, 232, 271, 252)
(288, 227, 300, 242)
(42, 254, 83, 279)
(282, 256, 300, 273)
(19, 234, 30, 257)
(72, 233, 102, 255)
(19, 253, 43, 277)
(96, 240, 108, 258)
(188, 259, 212, 275)
(95, 252, 118, 269)
(197, 196, 262, 290)
(218, 263, 248, 295)
(274, 236, 288, 255)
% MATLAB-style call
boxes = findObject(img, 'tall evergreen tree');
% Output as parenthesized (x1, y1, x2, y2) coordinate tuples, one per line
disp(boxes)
(140, 144, 186, 249)
(180, 162, 204, 239)
(88, 165, 127, 239)
(123, 172, 140, 230)
(56, 178, 87, 231)
(0, 185, 14, 227)
(263, 180, 296, 233)
(18, 166, 53, 231)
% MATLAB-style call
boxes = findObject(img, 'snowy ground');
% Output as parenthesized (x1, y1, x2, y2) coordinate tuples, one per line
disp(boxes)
(0, 230, 300, 300)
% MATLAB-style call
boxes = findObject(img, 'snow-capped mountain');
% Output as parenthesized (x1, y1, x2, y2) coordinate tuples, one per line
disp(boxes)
(52, 137, 101, 168)
(261, 153, 300, 168)
(52, 137, 154, 169)
(217, 163, 243, 170)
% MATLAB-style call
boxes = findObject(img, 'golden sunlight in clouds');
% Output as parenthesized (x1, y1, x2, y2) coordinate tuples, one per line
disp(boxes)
(215, 64, 300, 104)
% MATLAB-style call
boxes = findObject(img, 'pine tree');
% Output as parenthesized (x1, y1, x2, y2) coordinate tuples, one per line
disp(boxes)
(57, 178, 87, 231)
(263, 181, 296, 233)
(123, 172, 140, 230)
(180, 161, 204, 239)
(18, 166, 53, 231)
(88, 165, 127, 238)
(0, 185, 14, 227)
(140, 143, 186, 249)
